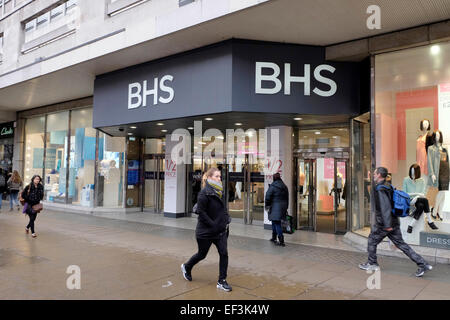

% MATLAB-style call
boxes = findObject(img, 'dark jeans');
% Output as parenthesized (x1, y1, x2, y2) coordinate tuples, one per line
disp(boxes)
(26, 206, 38, 234)
(185, 234, 228, 281)
(272, 220, 283, 237)
(367, 226, 427, 268)
(411, 198, 430, 220)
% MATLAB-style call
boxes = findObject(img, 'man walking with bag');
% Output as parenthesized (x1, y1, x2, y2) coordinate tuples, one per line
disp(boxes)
(359, 167, 433, 277)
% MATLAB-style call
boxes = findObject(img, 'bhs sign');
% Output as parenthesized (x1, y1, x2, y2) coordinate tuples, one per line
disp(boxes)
(255, 62, 337, 97)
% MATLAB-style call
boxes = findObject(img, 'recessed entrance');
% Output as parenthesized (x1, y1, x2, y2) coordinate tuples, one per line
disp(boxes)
(295, 152, 349, 234)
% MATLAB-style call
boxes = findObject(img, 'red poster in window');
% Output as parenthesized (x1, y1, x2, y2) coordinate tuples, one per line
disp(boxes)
(324, 158, 346, 179)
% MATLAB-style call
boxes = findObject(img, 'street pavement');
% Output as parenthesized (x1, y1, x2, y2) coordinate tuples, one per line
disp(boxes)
(0, 209, 450, 300)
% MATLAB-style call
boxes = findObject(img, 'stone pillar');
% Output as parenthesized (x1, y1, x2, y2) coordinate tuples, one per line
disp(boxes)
(12, 118, 24, 175)
(263, 126, 294, 230)
(163, 133, 189, 218)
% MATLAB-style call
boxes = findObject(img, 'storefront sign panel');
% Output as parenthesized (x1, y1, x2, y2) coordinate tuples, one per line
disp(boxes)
(93, 40, 361, 128)
(420, 232, 450, 250)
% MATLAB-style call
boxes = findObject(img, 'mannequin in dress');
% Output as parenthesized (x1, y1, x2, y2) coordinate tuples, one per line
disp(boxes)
(402, 163, 438, 232)
(428, 130, 450, 220)
(416, 119, 432, 176)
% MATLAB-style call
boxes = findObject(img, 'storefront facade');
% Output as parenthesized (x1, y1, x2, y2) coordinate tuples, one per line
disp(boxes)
(14, 38, 450, 248)
(90, 39, 368, 233)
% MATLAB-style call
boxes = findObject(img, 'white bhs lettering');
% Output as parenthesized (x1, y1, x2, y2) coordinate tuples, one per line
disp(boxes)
(255, 62, 337, 97)
(128, 75, 174, 109)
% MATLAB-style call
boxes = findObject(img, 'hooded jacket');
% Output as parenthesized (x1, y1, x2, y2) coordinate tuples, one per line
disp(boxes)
(371, 180, 399, 229)
(195, 182, 230, 239)
(265, 179, 289, 221)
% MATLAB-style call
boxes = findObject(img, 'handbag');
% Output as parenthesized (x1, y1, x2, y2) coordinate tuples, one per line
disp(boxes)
(32, 203, 43, 213)
(19, 186, 29, 205)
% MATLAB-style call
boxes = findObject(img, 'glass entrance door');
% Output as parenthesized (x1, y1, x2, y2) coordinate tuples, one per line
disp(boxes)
(295, 156, 349, 234)
(143, 154, 164, 213)
(334, 159, 348, 234)
(296, 158, 316, 230)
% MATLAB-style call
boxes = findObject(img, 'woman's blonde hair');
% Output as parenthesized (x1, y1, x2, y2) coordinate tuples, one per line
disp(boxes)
(202, 167, 220, 188)
(11, 170, 22, 184)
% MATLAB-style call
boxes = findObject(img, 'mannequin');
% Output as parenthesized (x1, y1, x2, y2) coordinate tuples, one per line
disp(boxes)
(416, 119, 433, 175)
(427, 130, 450, 220)
(329, 169, 343, 206)
(402, 163, 438, 232)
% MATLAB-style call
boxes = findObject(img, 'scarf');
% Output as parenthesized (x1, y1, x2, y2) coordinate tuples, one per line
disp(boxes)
(207, 179, 223, 199)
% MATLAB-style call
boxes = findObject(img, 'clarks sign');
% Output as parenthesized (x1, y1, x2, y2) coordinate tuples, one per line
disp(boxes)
(0, 123, 14, 138)
(1, 127, 13, 136)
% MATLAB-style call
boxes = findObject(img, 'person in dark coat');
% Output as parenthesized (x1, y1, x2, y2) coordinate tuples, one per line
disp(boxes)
(181, 167, 232, 292)
(265, 173, 289, 247)
(22, 175, 44, 238)
(359, 167, 433, 277)
(0, 168, 8, 210)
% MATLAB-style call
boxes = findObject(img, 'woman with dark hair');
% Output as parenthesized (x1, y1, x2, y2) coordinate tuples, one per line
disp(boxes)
(181, 167, 232, 292)
(265, 172, 289, 246)
(402, 164, 438, 232)
(21, 175, 44, 238)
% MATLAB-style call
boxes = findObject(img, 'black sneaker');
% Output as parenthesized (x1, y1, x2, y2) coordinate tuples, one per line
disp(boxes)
(181, 264, 192, 281)
(407, 226, 413, 233)
(358, 262, 380, 271)
(428, 222, 438, 230)
(217, 279, 232, 292)
(415, 264, 433, 277)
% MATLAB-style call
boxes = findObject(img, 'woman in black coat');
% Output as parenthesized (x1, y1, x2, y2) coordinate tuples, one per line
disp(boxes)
(265, 173, 289, 246)
(22, 175, 44, 238)
(181, 167, 232, 292)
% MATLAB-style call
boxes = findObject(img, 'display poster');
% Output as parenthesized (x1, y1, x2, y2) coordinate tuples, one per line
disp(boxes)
(323, 158, 346, 180)
(127, 160, 140, 185)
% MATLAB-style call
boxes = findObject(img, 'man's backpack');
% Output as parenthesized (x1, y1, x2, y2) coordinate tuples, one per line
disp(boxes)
(0, 175, 5, 188)
(376, 185, 410, 217)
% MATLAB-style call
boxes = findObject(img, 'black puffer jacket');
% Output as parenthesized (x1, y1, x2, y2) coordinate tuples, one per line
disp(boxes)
(195, 183, 230, 239)
(22, 183, 44, 206)
(371, 180, 399, 229)
(265, 179, 289, 221)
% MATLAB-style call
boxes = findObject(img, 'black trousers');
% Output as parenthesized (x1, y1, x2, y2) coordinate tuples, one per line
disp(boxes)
(26, 207, 38, 234)
(367, 226, 426, 268)
(411, 198, 430, 220)
(185, 233, 228, 281)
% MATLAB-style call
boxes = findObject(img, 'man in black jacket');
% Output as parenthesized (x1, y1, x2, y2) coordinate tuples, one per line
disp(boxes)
(359, 167, 433, 277)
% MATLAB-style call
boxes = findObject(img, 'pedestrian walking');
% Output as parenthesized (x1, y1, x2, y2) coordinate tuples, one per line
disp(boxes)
(359, 167, 433, 277)
(21, 175, 44, 238)
(265, 172, 289, 247)
(7, 170, 23, 211)
(0, 168, 8, 211)
(181, 167, 232, 292)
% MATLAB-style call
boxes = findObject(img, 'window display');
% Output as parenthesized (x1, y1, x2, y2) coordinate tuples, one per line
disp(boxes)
(44, 111, 69, 203)
(24, 117, 45, 183)
(69, 108, 96, 207)
(97, 133, 125, 208)
(375, 41, 450, 247)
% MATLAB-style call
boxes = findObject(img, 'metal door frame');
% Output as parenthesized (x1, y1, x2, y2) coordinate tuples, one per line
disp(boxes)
(333, 158, 349, 234)
(294, 149, 349, 234)
(142, 153, 165, 213)
(294, 157, 316, 231)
